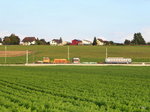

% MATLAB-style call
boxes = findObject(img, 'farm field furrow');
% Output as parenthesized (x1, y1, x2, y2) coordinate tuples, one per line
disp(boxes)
(0, 66, 150, 112)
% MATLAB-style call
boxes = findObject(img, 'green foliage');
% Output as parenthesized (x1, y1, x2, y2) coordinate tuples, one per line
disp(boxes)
(124, 39, 131, 45)
(131, 33, 146, 45)
(0, 66, 150, 111)
(3, 34, 20, 45)
(9, 34, 20, 45)
(92, 37, 97, 46)
(124, 33, 146, 45)
(3, 36, 11, 45)
(35, 38, 40, 45)
(40, 39, 47, 45)
(105, 41, 114, 45)
(36, 38, 47, 45)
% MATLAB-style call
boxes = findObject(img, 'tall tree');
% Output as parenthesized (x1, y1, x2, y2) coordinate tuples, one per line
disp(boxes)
(9, 34, 20, 45)
(124, 39, 131, 45)
(35, 38, 41, 45)
(40, 39, 47, 45)
(60, 37, 63, 43)
(36, 38, 47, 45)
(92, 37, 97, 46)
(131, 33, 146, 45)
(3, 36, 11, 45)
(3, 34, 20, 45)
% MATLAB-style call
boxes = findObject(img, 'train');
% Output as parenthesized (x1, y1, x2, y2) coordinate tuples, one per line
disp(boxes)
(105, 57, 132, 64)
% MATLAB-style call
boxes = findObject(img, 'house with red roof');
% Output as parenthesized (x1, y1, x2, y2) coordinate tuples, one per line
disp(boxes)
(71, 39, 82, 45)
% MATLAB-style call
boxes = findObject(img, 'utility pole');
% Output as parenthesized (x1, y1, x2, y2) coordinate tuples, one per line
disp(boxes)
(26, 50, 28, 64)
(106, 47, 108, 58)
(33, 51, 35, 64)
(68, 46, 70, 60)
(5, 46, 7, 64)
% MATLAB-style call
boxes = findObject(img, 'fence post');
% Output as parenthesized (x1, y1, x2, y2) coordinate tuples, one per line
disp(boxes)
(26, 50, 28, 64)
(5, 46, 7, 64)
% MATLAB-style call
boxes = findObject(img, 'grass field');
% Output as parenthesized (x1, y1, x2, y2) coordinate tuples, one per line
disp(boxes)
(0, 66, 150, 112)
(0, 45, 150, 64)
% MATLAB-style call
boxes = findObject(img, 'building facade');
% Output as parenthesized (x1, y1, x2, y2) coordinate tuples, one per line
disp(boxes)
(22, 37, 36, 45)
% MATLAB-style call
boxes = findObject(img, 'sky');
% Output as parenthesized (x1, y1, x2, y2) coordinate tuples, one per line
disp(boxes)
(0, 0, 150, 42)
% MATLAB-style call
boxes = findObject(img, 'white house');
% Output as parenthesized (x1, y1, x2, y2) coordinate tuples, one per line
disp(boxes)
(50, 40, 58, 46)
(50, 39, 62, 46)
(97, 39, 105, 46)
(82, 40, 92, 45)
(22, 37, 36, 45)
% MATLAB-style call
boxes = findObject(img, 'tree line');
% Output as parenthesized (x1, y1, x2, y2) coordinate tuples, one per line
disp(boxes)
(0, 34, 48, 45)
(0, 33, 149, 45)
(124, 33, 147, 45)
(93, 32, 148, 46)
(0, 34, 20, 45)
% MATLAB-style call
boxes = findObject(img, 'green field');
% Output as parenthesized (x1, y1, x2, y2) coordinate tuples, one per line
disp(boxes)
(0, 45, 150, 64)
(0, 66, 150, 112)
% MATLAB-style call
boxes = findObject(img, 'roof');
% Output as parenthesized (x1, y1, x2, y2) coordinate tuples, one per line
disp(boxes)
(83, 40, 92, 43)
(22, 37, 36, 42)
(72, 39, 82, 42)
(97, 38, 104, 42)
(103, 40, 108, 43)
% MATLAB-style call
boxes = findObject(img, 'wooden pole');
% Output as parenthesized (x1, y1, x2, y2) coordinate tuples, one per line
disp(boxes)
(5, 46, 7, 64)
(106, 47, 108, 58)
(68, 46, 70, 60)
(26, 50, 28, 64)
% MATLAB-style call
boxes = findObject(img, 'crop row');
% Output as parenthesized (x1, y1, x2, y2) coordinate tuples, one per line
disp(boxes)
(0, 66, 150, 112)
